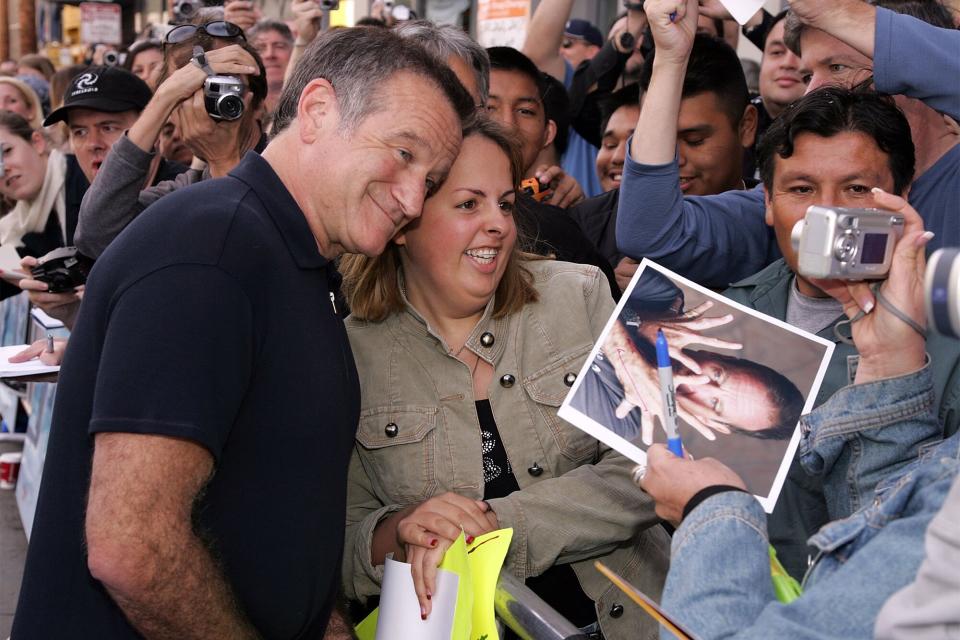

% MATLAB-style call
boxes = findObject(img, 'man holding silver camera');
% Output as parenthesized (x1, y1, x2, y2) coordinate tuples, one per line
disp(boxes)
(13, 26, 473, 639)
(627, 0, 960, 581)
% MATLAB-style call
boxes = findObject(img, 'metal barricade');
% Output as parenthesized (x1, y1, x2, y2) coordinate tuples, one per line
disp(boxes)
(494, 571, 590, 640)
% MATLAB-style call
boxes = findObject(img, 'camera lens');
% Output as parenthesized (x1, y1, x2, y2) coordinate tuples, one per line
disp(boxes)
(926, 248, 960, 339)
(178, 0, 195, 16)
(217, 95, 244, 121)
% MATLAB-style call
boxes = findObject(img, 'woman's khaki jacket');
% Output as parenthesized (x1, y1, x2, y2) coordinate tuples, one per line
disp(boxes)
(342, 260, 670, 640)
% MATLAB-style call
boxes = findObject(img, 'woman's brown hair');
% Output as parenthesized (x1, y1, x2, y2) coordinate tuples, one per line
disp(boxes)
(340, 115, 539, 322)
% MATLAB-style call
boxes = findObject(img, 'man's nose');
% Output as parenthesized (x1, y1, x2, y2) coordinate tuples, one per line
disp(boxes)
(804, 73, 827, 94)
(613, 141, 628, 166)
(393, 177, 427, 223)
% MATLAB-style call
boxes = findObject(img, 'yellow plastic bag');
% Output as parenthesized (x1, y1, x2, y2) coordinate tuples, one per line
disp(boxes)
(356, 528, 513, 640)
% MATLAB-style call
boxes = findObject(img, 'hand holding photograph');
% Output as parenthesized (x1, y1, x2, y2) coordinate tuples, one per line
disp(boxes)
(559, 259, 834, 512)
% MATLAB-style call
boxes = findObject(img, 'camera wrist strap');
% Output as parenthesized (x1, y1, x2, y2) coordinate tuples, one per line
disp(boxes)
(191, 45, 216, 77)
(833, 282, 926, 345)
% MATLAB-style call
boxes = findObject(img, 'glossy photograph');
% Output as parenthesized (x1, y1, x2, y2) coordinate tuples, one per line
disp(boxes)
(559, 259, 834, 512)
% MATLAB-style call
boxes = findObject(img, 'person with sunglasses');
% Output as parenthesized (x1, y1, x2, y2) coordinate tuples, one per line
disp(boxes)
(73, 18, 267, 260)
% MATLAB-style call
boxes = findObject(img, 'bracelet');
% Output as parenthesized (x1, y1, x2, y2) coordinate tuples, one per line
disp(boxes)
(294, 39, 310, 47)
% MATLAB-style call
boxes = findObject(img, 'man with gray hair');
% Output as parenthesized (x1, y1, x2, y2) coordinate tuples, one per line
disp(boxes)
(13, 26, 473, 639)
(394, 19, 490, 107)
(249, 18, 294, 113)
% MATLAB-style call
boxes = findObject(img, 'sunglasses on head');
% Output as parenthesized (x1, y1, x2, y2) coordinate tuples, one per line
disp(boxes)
(164, 21, 245, 45)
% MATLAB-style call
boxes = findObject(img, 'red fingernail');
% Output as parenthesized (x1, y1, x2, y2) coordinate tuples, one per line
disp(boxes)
(466, 535, 475, 544)
(421, 612, 427, 620)
(426, 593, 432, 600)
(429, 538, 438, 547)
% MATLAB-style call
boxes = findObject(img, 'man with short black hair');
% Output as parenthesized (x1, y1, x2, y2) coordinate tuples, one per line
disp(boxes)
(569, 34, 756, 284)
(13, 27, 474, 639)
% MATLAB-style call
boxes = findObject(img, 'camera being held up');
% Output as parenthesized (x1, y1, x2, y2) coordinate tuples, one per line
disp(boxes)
(171, 0, 208, 24)
(204, 75, 245, 121)
(791, 206, 904, 280)
(793, 206, 960, 340)
(31, 247, 94, 294)
(318, 0, 339, 9)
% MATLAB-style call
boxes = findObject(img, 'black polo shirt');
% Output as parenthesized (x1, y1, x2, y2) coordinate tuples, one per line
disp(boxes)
(13, 152, 360, 638)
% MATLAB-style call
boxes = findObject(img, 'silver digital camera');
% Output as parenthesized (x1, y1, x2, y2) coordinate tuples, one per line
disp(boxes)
(203, 75, 245, 121)
(791, 206, 904, 280)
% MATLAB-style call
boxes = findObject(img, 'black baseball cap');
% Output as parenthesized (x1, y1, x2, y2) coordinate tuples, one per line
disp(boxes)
(43, 65, 152, 127)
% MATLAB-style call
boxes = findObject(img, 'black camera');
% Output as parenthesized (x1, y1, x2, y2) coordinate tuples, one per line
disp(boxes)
(204, 75, 246, 121)
(319, 0, 339, 9)
(31, 247, 93, 294)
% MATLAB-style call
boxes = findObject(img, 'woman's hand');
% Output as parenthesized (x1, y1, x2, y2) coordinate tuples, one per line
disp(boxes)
(636, 301, 743, 374)
(393, 493, 497, 619)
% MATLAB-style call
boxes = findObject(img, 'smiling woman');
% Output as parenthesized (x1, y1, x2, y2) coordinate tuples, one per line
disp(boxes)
(338, 116, 670, 640)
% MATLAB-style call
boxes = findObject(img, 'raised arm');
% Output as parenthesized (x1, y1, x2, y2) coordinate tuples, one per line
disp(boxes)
(521, 0, 574, 82)
(788, 0, 960, 119)
(617, 0, 775, 286)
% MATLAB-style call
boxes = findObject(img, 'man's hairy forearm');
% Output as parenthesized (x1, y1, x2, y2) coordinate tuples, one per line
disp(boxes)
(105, 535, 261, 640)
(86, 434, 261, 639)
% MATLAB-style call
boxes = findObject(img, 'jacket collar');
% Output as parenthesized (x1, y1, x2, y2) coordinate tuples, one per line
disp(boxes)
(229, 151, 328, 270)
(727, 258, 846, 341)
(395, 270, 510, 364)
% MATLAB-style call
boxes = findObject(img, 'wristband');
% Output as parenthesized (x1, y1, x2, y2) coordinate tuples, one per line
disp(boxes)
(682, 485, 747, 520)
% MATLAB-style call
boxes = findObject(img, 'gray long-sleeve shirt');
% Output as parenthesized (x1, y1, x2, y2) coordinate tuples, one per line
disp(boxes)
(75, 133, 207, 258)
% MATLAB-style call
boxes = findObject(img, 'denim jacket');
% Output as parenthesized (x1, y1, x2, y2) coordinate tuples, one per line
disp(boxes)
(342, 260, 671, 640)
(660, 363, 959, 639)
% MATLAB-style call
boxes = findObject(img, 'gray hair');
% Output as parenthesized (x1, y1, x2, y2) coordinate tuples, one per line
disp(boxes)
(249, 18, 293, 43)
(272, 27, 475, 135)
(394, 19, 490, 105)
(783, 11, 804, 56)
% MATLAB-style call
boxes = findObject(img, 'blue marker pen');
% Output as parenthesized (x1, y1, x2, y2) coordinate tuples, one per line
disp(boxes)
(655, 329, 684, 457)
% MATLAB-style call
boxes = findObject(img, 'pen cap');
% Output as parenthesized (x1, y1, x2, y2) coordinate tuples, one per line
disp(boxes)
(655, 330, 672, 368)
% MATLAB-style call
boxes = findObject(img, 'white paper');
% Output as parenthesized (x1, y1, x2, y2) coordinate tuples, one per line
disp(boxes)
(375, 555, 459, 640)
(30, 307, 65, 330)
(718, 0, 765, 25)
(0, 345, 60, 378)
(0, 244, 27, 281)
(558, 259, 834, 513)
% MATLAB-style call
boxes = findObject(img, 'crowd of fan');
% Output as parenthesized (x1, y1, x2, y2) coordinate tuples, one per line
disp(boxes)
(0, 0, 957, 638)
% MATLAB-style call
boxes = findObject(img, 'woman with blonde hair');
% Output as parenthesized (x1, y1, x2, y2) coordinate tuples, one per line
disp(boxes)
(0, 77, 44, 129)
(340, 117, 669, 639)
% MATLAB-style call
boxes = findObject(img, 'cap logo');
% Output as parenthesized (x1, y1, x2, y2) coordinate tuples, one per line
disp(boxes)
(72, 73, 100, 96)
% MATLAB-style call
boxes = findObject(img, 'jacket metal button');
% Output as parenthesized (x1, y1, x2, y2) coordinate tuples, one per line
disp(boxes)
(609, 603, 624, 618)
(563, 372, 577, 387)
(384, 423, 399, 438)
(527, 462, 543, 477)
(499, 374, 515, 388)
(480, 332, 495, 347)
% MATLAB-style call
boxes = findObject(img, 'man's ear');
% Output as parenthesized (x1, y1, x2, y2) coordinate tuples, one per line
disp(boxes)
(297, 78, 339, 143)
(739, 103, 758, 149)
(541, 118, 558, 151)
(763, 185, 774, 227)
